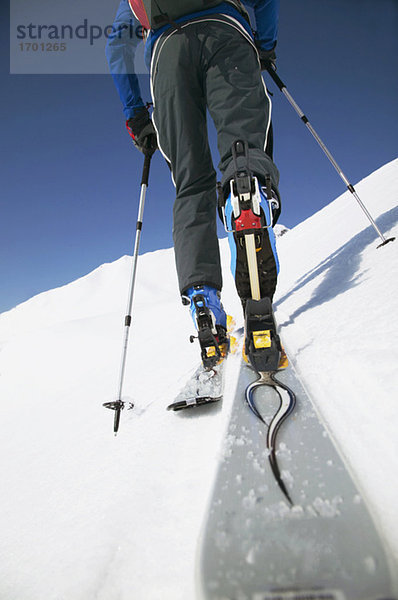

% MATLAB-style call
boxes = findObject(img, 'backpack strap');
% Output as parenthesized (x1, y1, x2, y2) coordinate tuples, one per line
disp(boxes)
(128, 0, 150, 29)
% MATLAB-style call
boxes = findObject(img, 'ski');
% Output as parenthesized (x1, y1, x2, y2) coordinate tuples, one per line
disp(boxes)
(167, 315, 240, 412)
(168, 395, 221, 412)
(167, 360, 226, 412)
(197, 356, 398, 600)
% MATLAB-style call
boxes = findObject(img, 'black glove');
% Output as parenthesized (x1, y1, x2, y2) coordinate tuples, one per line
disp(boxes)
(126, 107, 158, 157)
(257, 46, 277, 72)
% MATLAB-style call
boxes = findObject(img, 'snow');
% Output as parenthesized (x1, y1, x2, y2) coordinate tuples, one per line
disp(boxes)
(0, 158, 397, 598)
(274, 158, 398, 562)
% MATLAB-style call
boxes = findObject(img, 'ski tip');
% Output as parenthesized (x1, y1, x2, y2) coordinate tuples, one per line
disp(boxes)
(167, 396, 222, 412)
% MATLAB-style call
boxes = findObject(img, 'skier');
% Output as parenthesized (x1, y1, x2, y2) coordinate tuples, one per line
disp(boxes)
(106, 0, 282, 370)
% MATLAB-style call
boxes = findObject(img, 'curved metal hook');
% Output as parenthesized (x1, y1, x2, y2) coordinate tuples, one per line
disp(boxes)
(245, 371, 296, 505)
(267, 373, 296, 505)
(267, 373, 296, 449)
(245, 372, 271, 425)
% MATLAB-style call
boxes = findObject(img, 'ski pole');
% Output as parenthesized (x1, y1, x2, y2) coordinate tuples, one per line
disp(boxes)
(266, 66, 395, 249)
(103, 152, 152, 434)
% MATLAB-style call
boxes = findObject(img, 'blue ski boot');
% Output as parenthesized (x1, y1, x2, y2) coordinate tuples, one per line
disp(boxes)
(183, 285, 228, 370)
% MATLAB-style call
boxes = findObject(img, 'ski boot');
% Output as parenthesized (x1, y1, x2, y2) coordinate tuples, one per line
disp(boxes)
(183, 285, 229, 370)
(218, 140, 287, 372)
(218, 140, 280, 305)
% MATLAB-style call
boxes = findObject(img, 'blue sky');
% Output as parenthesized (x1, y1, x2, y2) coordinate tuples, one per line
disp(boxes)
(1, 0, 398, 313)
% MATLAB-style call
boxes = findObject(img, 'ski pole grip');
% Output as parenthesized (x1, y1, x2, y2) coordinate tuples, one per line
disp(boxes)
(141, 154, 152, 186)
(266, 66, 285, 91)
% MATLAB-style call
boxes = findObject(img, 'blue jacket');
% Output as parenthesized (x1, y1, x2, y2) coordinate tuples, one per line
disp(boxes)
(106, 0, 279, 120)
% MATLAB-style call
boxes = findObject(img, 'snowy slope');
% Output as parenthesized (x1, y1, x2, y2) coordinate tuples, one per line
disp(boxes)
(274, 158, 398, 565)
(0, 159, 397, 599)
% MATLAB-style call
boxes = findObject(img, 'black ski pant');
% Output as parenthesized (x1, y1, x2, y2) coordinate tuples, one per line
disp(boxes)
(151, 17, 280, 297)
